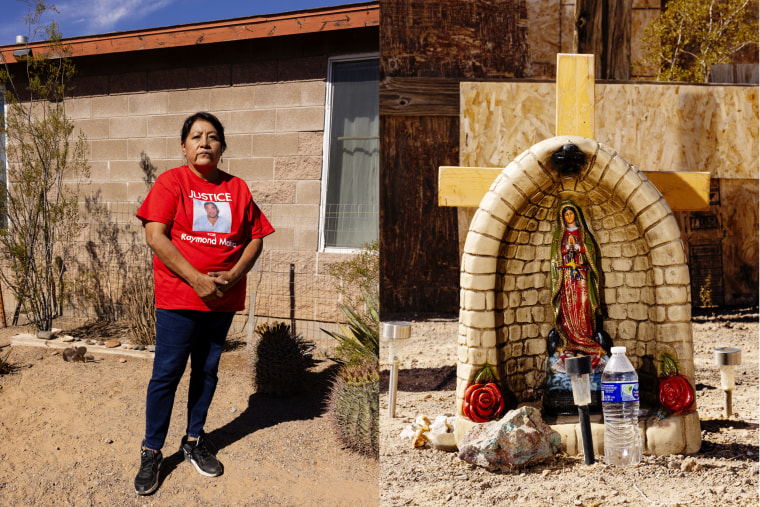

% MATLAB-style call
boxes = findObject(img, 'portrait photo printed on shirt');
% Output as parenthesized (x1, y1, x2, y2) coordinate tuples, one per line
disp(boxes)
(191, 197, 233, 234)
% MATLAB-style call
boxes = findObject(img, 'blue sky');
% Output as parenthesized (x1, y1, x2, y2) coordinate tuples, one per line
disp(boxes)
(1, 0, 359, 44)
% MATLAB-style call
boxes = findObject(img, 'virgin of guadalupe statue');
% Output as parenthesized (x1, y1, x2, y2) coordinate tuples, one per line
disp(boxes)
(544, 200, 612, 414)
(549, 200, 608, 357)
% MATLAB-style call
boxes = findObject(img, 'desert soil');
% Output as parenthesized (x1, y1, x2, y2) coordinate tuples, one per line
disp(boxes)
(0, 325, 378, 506)
(380, 308, 759, 507)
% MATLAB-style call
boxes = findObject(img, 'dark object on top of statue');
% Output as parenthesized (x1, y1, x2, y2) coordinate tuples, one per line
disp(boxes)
(551, 143, 585, 174)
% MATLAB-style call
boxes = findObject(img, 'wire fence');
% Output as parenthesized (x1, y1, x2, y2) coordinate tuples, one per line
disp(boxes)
(2, 201, 378, 356)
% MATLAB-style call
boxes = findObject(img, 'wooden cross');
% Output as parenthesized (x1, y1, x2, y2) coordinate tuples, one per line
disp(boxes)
(438, 53, 709, 211)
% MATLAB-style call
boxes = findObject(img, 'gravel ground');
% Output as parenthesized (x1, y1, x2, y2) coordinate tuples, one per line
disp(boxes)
(379, 308, 759, 507)
(0, 325, 378, 506)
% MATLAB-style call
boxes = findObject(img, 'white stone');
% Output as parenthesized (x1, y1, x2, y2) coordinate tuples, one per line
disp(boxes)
(457, 346, 469, 364)
(664, 265, 691, 285)
(399, 425, 416, 440)
(655, 285, 689, 305)
(628, 303, 650, 321)
(615, 170, 642, 203)
(637, 200, 669, 231)
(658, 247, 690, 271)
(460, 309, 495, 329)
(467, 347, 487, 365)
(629, 181, 662, 215)
(482, 330, 497, 348)
(524, 338, 545, 356)
(465, 254, 498, 274)
(431, 431, 458, 452)
(465, 327, 482, 347)
(430, 415, 458, 452)
(587, 143, 617, 184)
(494, 181, 529, 213)
(644, 218, 683, 248)
(463, 232, 501, 257)
(598, 156, 629, 193)
(471, 211, 507, 241)
(461, 272, 497, 292)
(481, 191, 515, 223)
(464, 291, 487, 311)
(666, 304, 692, 323)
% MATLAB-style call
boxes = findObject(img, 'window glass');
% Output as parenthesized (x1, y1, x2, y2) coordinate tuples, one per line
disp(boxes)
(321, 57, 379, 250)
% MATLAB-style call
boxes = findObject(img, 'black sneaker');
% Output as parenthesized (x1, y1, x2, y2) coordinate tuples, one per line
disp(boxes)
(181, 433, 222, 477)
(134, 448, 162, 495)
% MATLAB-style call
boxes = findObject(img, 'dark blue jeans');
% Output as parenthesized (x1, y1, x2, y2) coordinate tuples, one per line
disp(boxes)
(142, 309, 235, 451)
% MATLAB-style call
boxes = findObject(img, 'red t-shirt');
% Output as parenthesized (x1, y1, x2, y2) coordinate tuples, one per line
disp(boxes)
(136, 166, 274, 312)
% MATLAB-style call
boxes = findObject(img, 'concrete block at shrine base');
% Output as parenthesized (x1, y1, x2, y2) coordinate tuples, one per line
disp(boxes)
(454, 415, 476, 447)
(457, 407, 564, 471)
(645, 411, 701, 455)
(577, 422, 606, 457)
(553, 423, 578, 455)
(552, 422, 605, 456)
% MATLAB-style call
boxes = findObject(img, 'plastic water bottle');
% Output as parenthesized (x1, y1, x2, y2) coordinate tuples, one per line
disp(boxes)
(601, 346, 642, 466)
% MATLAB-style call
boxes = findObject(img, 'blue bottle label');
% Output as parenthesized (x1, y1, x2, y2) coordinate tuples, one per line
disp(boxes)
(601, 381, 639, 403)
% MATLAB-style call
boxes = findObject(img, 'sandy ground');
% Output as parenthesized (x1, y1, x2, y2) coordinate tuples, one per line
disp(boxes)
(380, 308, 759, 507)
(0, 325, 378, 506)
(0, 308, 756, 506)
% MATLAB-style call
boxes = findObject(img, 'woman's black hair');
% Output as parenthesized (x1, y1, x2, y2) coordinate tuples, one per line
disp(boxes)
(561, 205, 577, 226)
(181, 112, 227, 152)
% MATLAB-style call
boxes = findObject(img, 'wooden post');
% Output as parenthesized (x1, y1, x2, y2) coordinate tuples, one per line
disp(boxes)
(574, 0, 631, 80)
(556, 53, 595, 138)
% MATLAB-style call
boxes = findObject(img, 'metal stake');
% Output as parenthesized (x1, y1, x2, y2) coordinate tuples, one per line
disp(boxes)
(388, 363, 399, 418)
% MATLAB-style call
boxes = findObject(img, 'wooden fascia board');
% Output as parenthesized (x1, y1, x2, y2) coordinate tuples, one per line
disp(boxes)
(0, 3, 379, 63)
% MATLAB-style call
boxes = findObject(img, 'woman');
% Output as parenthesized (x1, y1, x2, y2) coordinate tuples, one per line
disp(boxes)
(549, 200, 604, 357)
(133, 112, 274, 495)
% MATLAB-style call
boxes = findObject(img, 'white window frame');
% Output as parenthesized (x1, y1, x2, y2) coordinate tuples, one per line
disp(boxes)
(318, 52, 379, 253)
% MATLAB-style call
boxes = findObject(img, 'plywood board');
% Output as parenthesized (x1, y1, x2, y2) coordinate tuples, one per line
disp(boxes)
(461, 82, 759, 180)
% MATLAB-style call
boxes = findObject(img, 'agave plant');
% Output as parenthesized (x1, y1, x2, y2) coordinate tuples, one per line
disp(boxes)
(322, 290, 379, 364)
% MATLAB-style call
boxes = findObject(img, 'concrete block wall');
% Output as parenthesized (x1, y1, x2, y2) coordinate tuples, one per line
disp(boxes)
(4, 53, 366, 331)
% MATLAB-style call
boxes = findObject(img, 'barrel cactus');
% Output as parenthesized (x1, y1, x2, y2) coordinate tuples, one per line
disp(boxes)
(249, 322, 315, 396)
(327, 360, 379, 458)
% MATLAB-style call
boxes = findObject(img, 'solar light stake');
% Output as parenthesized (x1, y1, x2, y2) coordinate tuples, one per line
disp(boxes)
(383, 321, 411, 418)
(714, 347, 741, 418)
(566, 355, 595, 465)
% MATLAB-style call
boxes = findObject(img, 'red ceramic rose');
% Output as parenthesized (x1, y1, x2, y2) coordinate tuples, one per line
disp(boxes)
(462, 365, 505, 423)
(657, 352, 695, 417)
(659, 374, 694, 415)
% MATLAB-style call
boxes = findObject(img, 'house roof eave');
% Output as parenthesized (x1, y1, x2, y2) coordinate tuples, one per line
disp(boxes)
(0, 2, 379, 64)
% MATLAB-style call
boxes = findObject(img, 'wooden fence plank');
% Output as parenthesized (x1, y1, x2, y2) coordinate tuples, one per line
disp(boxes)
(380, 77, 460, 116)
